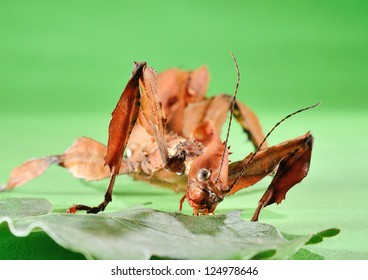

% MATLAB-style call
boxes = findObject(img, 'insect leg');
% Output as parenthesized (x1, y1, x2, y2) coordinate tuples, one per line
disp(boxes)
(69, 62, 144, 214)
(1, 137, 113, 191)
(250, 133, 313, 221)
(226, 132, 313, 221)
(67, 172, 116, 214)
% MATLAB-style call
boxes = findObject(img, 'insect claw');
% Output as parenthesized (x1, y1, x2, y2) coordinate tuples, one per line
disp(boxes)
(66, 204, 104, 214)
(66, 205, 77, 214)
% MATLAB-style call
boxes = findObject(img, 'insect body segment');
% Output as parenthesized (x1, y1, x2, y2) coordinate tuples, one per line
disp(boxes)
(185, 120, 229, 215)
(2, 59, 318, 221)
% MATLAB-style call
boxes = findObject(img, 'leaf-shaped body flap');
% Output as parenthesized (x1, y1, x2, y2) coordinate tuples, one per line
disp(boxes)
(139, 66, 169, 166)
(105, 62, 145, 174)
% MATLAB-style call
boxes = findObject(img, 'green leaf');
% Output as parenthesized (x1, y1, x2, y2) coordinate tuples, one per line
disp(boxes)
(0, 198, 52, 219)
(306, 228, 341, 245)
(0, 198, 338, 260)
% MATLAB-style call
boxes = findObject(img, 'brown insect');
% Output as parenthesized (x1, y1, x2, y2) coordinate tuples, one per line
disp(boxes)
(1, 53, 319, 221)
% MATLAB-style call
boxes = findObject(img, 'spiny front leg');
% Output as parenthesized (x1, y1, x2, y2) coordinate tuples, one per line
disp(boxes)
(69, 62, 145, 214)
(251, 133, 313, 221)
(227, 132, 314, 221)
(67, 173, 116, 214)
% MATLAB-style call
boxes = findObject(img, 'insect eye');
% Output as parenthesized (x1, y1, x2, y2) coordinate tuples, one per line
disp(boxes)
(197, 168, 211, 182)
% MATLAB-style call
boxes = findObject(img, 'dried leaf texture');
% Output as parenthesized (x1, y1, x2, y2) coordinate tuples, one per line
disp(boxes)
(250, 133, 313, 221)
(59, 137, 110, 181)
(264, 133, 313, 205)
(183, 94, 231, 138)
(139, 66, 169, 165)
(154, 66, 209, 136)
(228, 133, 312, 194)
(105, 62, 145, 174)
(2, 157, 57, 190)
(1, 137, 133, 191)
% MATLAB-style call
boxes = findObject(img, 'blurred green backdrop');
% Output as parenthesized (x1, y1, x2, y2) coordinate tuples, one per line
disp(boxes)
(0, 0, 367, 259)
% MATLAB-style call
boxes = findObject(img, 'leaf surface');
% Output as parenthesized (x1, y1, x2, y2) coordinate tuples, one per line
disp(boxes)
(0, 198, 337, 260)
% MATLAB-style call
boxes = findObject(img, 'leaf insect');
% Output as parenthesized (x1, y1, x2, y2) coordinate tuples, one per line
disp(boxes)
(1, 53, 319, 221)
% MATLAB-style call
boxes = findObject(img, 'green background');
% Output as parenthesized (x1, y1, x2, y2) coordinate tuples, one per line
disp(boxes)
(0, 0, 367, 259)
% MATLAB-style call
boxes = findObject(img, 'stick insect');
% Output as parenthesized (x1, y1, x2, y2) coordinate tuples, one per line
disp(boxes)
(1, 53, 319, 221)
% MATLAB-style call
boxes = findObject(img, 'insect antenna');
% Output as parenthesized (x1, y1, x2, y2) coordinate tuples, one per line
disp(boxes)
(229, 101, 320, 189)
(215, 51, 240, 183)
